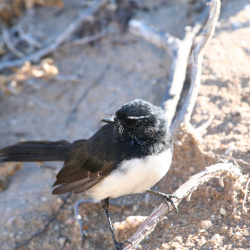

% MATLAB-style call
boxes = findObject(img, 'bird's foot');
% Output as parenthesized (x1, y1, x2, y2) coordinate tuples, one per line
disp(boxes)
(160, 193, 179, 213)
(147, 190, 179, 213)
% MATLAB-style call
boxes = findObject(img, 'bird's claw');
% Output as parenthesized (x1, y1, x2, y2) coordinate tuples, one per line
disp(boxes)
(162, 194, 179, 213)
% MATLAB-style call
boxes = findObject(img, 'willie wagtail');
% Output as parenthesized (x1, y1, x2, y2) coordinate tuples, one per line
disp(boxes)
(0, 99, 175, 249)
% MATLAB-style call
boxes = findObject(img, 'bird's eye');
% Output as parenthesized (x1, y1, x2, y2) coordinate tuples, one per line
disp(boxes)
(114, 116, 118, 122)
(135, 120, 143, 127)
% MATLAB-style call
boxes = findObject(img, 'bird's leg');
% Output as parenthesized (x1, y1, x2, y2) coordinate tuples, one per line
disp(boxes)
(101, 198, 132, 250)
(101, 198, 121, 249)
(146, 189, 179, 212)
(75, 198, 132, 246)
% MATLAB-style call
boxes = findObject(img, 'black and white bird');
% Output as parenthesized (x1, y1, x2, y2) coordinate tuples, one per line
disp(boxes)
(0, 99, 175, 249)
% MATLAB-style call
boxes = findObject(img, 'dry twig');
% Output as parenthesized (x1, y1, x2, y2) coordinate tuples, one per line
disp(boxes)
(2, 26, 24, 58)
(195, 114, 215, 133)
(242, 178, 250, 214)
(16, 24, 42, 48)
(0, 0, 108, 71)
(123, 163, 241, 249)
(128, 19, 178, 53)
(199, 148, 250, 168)
(162, 8, 209, 126)
(61, 29, 109, 50)
(171, 0, 221, 133)
(128, 8, 209, 126)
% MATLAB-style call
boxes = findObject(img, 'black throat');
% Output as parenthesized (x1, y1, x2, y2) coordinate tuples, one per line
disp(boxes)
(113, 123, 173, 157)
(86, 123, 173, 167)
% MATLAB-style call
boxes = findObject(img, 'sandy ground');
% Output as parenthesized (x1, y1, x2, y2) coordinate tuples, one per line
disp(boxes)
(0, 0, 249, 249)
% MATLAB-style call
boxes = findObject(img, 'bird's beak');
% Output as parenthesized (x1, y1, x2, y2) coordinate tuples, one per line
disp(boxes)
(101, 116, 118, 125)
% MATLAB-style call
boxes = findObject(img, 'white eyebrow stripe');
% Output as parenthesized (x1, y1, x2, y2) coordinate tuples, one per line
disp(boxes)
(127, 115, 150, 119)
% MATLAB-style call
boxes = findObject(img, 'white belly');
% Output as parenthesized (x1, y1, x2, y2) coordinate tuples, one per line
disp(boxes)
(87, 149, 172, 201)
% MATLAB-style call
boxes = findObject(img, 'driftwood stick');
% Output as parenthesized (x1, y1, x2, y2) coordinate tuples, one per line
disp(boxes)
(195, 114, 215, 133)
(16, 24, 42, 48)
(2, 26, 25, 58)
(171, 0, 221, 133)
(128, 7, 209, 126)
(0, 0, 108, 71)
(123, 163, 241, 249)
(60, 29, 109, 50)
(128, 19, 179, 55)
(163, 7, 209, 126)
(242, 178, 250, 214)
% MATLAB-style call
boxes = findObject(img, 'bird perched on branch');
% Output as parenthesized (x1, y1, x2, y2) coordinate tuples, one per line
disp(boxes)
(0, 99, 175, 249)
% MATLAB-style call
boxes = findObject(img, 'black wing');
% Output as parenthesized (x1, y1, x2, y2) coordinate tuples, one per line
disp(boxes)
(52, 125, 116, 195)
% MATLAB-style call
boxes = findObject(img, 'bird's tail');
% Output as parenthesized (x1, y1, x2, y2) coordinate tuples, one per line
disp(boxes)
(0, 140, 73, 163)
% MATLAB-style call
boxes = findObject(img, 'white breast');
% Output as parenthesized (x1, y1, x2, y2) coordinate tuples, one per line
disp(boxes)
(87, 148, 172, 201)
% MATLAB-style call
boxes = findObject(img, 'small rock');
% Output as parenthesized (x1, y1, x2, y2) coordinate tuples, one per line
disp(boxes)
(210, 214, 216, 220)
(162, 243, 168, 248)
(201, 220, 212, 229)
(175, 236, 183, 243)
(114, 216, 147, 230)
(199, 229, 207, 234)
(211, 234, 223, 245)
(220, 207, 226, 216)
(234, 232, 242, 240)
(189, 166, 195, 173)
(221, 226, 228, 232)
(198, 237, 207, 246)
(233, 215, 241, 221)
(58, 237, 67, 246)
(171, 242, 181, 249)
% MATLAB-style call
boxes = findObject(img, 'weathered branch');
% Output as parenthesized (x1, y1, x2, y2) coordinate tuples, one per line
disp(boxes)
(0, 0, 108, 71)
(60, 29, 109, 50)
(171, 0, 221, 133)
(123, 163, 241, 249)
(128, 7, 209, 126)
(16, 24, 42, 48)
(242, 178, 250, 214)
(3, 26, 24, 58)
(195, 114, 215, 133)
(128, 19, 178, 55)
(162, 7, 209, 126)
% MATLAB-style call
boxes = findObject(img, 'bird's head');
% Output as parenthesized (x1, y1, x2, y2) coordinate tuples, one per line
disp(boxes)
(102, 99, 169, 146)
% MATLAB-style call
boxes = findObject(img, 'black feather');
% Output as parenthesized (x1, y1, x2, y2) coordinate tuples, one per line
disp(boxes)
(0, 140, 72, 162)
